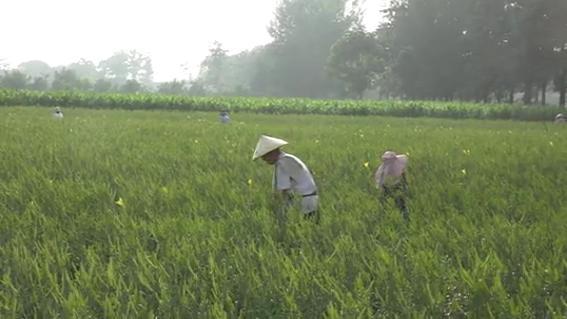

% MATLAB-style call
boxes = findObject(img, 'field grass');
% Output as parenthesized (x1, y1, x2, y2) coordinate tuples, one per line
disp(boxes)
(1, 106, 566, 318)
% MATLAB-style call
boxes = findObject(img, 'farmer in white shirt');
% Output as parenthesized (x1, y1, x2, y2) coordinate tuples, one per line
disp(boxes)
(373, 151, 409, 221)
(219, 111, 230, 124)
(52, 106, 63, 119)
(554, 113, 566, 123)
(253, 135, 319, 222)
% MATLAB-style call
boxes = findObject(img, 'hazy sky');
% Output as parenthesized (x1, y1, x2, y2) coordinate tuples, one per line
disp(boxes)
(1, 0, 387, 82)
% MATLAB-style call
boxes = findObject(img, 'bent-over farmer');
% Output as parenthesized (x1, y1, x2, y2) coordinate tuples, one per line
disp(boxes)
(252, 135, 319, 222)
(219, 111, 230, 124)
(554, 113, 566, 123)
(373, 151, 409, 221)
(53, 106, 64, 119)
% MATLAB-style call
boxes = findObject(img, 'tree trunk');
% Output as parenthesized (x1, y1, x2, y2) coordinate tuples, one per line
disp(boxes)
(559, 69, 566, 108)
(523, 81, 533, 104)
(540, 81, 546, 106)
(508, 89, 514, 104)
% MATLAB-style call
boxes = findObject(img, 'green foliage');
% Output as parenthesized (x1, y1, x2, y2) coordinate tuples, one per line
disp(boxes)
(119, 80, 143, 94)
(379, 0, 567, 103)
(93, 79, 114, 93)
(198, 42, 229, 94)
(158, 79, 188, 95)
(0, 107, 565, 317)
(29, 75, 50, 91)
(98, 50, 153, 86)
(327, 26, 384, 99)
(52, 68, 91, 91)
(0, 88, 563, 121)
(263, 0, 357, 98)
(17, 60, 52, 79)
(0, 70, 29, 90)
(67, 59, 101, 83)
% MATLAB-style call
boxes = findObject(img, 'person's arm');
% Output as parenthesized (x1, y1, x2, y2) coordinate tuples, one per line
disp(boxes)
(273, 162, 293, 209)
(374, 164, 385, 192)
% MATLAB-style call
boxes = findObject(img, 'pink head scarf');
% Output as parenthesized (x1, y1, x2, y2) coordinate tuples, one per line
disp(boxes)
(375, 151, 408, 187)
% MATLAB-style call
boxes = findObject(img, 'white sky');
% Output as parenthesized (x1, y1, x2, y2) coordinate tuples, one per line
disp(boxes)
(1, 0, 388, 82)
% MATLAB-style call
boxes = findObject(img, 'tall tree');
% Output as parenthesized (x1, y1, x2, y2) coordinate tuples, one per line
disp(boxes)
(458, 0, 517, 102)
(120, 79, 142, 93)
(197, 42, 228, 94)
(29, 75, 50, 91)
(93, 78, 114, 93)
(99, 50, 153, 86)
(158, 79, 188, 95)
(18, 60, 52, 79)
(548, 0, 567, 107)
(0, 70, 29, 89)
(507, 0, 558, 104)
(68, 59, 100, 83)
(380, 0, 468, 100)
(52, 68, 90, 91)
(264, 0, 358, 98)
(327, 25, 385, 99)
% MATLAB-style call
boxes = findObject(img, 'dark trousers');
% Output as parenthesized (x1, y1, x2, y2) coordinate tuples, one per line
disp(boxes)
(381, 180, 409, 221)
(303, 210, 320, 224)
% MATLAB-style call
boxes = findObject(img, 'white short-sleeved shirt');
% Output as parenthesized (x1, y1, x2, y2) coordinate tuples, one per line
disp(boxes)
(273, 152, 317, 195)
(220, 114, 230, 123)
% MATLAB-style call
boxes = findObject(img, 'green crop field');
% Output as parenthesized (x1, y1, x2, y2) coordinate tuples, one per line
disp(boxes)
(1, 106, 566, 318)
(1, 89, 563, 121)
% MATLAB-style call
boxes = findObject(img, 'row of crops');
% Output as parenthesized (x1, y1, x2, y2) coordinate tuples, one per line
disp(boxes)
(0, 88, 563, 121)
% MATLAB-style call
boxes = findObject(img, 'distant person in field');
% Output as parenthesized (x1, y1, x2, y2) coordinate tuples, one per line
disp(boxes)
(253, 135, 319, 223)
(373, 151, 409, 221)
(219, 111, 230, 124)
(554, 113, 566, 123)
(52, 106, 63, 119)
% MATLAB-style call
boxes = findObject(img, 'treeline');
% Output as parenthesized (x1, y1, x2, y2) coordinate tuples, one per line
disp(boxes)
(0, 89, 562, 121)
(2, 0, 566, 106)
(0, 51, 194, 95)
(193, 0, 567, 106)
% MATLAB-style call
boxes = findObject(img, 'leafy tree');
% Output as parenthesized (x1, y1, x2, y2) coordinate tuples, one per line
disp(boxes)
(99, 50, 153, 86)
(18, 60, 52, 79)
(187, 80, 207, 96)
(327, 26, 385, 99)
(457, 0, 518, 102)
(52, 68, 90, 91)
(93, 79, 114, 93)
(263, 0, 359, 98)
(548, 0, 567, 107)
(197, 42, 229, 94)
(380, 0, 469, 100)
(99, 52, 129, 84)
(120, 79, 142, 93)
(158, 79, 188, 95)
(68, 59, 101, 83)
(29, 75, 50, 91)
(0, 70, 29, 89)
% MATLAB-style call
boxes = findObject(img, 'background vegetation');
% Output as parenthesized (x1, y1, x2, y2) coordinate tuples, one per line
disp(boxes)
(2, 0, 566, 106)
(0, 89, 563, 121)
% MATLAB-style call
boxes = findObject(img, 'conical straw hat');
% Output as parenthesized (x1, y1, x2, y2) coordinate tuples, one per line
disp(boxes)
(252, 135, 288, 160)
